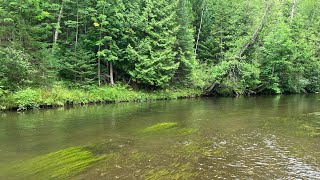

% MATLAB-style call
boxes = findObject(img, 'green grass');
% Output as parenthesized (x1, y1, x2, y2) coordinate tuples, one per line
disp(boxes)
(0, 85, 202, 111)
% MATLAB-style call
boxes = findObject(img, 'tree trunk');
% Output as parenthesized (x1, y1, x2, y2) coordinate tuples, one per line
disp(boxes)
(53, 0, 64, 45)
(98, 54, 101, 87)
(195, 0, 206, 57)
(206, 83, 217, 95)
(75, 10, 79, 51)
(239, 0, 271, 58)
(97, 3, 106, 87)
(110, 62, 114, 86)
(290, 0, 297, 23)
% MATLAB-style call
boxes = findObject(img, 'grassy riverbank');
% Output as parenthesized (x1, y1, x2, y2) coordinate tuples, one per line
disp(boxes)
(0, 85, 202, 111)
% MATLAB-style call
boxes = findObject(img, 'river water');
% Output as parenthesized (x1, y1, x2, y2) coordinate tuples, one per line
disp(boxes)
(0, 95, 319, 179)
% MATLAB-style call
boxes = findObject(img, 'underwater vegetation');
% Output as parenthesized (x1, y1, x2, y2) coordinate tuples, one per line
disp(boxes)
(264, 113, 320, 137)
(6, 122, 200, 179)
(7, 147, 107, 180)
(141, 122, 198, 136)
(141, 122, 178, 133)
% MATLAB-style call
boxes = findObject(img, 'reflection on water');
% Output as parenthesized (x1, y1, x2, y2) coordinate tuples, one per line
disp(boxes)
(0, 94, 319, 179)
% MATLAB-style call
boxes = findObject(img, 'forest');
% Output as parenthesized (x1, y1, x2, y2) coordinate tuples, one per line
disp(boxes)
(0, 0, 319, 109)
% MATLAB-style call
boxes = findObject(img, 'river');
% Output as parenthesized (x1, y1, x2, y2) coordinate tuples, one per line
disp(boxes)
(0, 94, 319, 179)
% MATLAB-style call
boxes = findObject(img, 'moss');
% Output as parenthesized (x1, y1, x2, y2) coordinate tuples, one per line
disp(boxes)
(141, 122, 178, 133)
(8, 147, 108, 180)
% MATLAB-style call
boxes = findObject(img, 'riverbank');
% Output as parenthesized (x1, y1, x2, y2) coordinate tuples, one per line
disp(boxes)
(0, 85, 202, 111)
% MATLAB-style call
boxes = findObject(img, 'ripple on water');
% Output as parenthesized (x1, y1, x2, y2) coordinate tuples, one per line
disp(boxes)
(263, 135, 320, 179)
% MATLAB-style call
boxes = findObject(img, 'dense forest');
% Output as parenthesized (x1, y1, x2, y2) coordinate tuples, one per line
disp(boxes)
(0, 0, 319, 100)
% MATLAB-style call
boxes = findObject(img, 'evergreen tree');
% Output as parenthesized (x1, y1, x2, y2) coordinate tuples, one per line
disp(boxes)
(126, 0, 179, 88)
(175, 0, 197, 85)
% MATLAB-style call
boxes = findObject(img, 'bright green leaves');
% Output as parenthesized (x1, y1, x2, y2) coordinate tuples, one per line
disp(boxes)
(257, 0, 320, 93)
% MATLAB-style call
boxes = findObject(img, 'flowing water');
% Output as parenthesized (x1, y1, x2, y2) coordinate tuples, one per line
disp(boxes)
(0, 95, 319, 179)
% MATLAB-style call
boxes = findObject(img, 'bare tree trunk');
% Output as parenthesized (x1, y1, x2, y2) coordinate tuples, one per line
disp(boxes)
(239, 0, 271, 58)
(206, 83, 217, 95)
(97, 4, 106, 87)
(110, 62, 114, 86)
(195, 0, 206, 57)
(290, 0, 297, 23)
(98, 47, 101, 87)
(75, 10, 79, 51)
(220, 22, 223, 61)
(53, 0, 64, 45)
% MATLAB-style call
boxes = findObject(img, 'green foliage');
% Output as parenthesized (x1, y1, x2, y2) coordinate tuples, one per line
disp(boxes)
(0, 0, 319, 97)
(59, 45, 96, 85)
(0, 47, 35, 90)
(175, 0, 197, 84)
(126, 0, 180, 88)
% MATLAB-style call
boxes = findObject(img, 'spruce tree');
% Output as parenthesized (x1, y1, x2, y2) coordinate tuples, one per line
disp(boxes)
(126, 0, 179, 88)
(175, 0, 197, 85)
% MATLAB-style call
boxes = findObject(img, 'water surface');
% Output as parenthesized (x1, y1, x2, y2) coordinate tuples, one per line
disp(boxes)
(0, 95, 319, 179)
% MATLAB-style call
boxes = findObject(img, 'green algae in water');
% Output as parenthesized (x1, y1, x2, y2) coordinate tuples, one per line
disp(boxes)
(9, 147, 107, 180)
(141, 122, 197, 136)
(141, 122, 178, 133)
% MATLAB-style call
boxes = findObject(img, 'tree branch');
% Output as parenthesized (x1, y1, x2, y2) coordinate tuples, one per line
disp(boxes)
(239, 0, 272, 58)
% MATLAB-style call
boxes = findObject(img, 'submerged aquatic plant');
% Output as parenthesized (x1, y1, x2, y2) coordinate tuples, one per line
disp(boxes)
(141, 122, 178, 133)
(264, 115, 320, 137)
(8, 147, 108, 180)
(141, 122, 198, 136)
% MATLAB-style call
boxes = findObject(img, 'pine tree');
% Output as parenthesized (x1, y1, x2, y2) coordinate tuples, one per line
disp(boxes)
(175, 0, 197, 85)
(126, 0, 180, 88)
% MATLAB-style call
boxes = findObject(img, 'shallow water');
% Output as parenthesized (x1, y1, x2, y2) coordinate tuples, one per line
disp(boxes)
(0, 94, 319, 179)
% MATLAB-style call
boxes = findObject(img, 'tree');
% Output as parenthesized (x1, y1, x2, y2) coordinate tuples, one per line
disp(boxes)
(126, 0, 180, 88)
(175, 0, 197, 85)
(93, 0, 126, 86)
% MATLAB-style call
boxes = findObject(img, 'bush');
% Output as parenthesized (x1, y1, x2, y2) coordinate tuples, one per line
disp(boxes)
(9, 88, 42, 110)
(0, 47, 36, 90)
